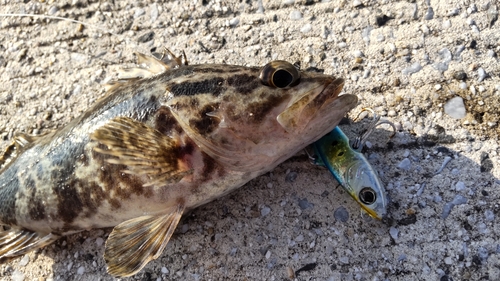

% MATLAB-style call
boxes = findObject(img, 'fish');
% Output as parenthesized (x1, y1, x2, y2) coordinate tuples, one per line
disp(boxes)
(312, 126, 388, 220)
(0, 52, 358, 277)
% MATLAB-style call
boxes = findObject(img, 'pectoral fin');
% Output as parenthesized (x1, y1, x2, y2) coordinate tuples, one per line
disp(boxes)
(0, 228, 59, 258)
(105, 205, 185, 277)
(91, 117, 192, 187)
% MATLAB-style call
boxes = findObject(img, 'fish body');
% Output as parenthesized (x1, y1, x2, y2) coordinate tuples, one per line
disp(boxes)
(313, 126, 387, 219)
(0, 54, 358, 276)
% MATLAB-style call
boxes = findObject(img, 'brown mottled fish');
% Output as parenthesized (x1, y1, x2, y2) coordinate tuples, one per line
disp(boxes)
(0, 51, 357, 277)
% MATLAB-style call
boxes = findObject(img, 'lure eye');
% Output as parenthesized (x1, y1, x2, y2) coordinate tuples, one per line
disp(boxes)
(359, 187, 377, 205)
(259, 61, 300, 88)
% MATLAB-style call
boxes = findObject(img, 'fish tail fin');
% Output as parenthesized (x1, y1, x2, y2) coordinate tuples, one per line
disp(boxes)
(0, 228, 59, 258)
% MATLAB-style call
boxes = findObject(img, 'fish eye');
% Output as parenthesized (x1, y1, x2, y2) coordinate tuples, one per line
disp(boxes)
(260, 61, 301, 88)
(359, 187, 377, 205)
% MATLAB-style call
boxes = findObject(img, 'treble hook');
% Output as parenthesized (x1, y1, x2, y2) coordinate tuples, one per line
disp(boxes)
(351, 108, 397, 151)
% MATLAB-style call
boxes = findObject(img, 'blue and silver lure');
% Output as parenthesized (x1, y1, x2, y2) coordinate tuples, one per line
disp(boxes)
(312, 110, 393, 220)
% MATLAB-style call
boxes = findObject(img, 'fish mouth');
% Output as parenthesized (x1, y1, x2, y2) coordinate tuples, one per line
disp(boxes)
(277, 77, 347, 133)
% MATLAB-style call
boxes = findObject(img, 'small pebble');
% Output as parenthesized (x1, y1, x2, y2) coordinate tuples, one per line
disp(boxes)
(455, 45, 465, 59)
(397, 158, 411, 170)
(300, 24, 312, 33)
(478, 247, 489, 261)
(362, 26, 372, 44)
(150, 3, 158, 22)
(487, 5, 499, 27)
(444, 97, 466, 119)
(77, 266, 85, 275)
(424, 7, 434, 20)
(339, 256, 350, 264)
(487, 50, 496, 58)
(96, 237, 104, 247)
(334, 206, 349, 222)
(455, 181, 466, 191)
(363, 69, 371, 78)
(229, 18, 240, 26)
(353, 50, 364, 58)
(442, 20, 451, 29)
(416, 183, 426, 196)
(353, 0, 363, 8)
(452, 195, 468, 205)
(298, 198, 313, 210)
(441, 202, 455, 219)
(436, 156, 451, 175)
(11, 270, 24, 281)
(485, 210, 495, 221)
(402, 62, 422, 75)
(290, 10, 302, 20)
(470, 85, 476, 95)
(261, 206, 271, 216)
(161, 267, 169, 274)
(453, 70, 467, 80)
(285, 171, 298, 182)
(48, 6, 59, 15)
(477, 223, 488, 234)
(434, 48, 452, 72)
(444, 257, 453, 265)
(448, 8, 460, 16)
(72, 84, 82, 96)
(134, 8, 146, 18)
(282, 0, 295, 5)
(468, 3, 477, 14)
(389, 227, 399, 240)
(18, 255, 29, 267)
(435, 84, 442, 90)
(477, 67, 487, 82)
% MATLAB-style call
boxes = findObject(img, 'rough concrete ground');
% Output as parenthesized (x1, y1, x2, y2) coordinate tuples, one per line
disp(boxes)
(0, 0, 499, 280)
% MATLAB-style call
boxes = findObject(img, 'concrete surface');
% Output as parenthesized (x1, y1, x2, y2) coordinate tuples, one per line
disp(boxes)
(0, 0, 499, 280)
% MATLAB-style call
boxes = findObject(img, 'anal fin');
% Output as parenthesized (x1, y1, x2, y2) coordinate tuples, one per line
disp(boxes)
(0, 228, 59, 258)
(105, 205, 185, 277)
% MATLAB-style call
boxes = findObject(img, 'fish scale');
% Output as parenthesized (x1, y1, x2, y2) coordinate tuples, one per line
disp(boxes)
(0, 51, 358, 277)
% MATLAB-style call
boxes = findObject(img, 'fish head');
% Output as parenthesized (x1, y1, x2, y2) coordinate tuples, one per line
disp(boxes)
(344, 161, 388, 220)
(167, 60, 358, 172)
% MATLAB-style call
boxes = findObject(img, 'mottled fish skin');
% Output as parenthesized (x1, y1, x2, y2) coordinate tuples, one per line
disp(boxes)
(0, 54, 358, 276)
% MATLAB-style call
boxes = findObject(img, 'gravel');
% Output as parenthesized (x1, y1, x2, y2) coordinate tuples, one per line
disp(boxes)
(1, 0, 499, 280)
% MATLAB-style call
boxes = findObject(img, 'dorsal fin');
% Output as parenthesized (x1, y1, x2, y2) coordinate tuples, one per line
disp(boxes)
(0, 133, 43, 169)
(104, 49, 188, 92)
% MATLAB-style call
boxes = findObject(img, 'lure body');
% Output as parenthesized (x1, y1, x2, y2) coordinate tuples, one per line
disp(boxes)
(313, 126, 388, 219)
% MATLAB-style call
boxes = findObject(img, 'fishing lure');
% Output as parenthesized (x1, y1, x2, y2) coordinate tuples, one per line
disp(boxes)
(312, 109, 394, 220)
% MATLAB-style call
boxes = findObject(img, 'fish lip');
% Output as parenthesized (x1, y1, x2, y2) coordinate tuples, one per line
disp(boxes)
(301, 77, 346, 124)
(320, 77, 345, 104)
